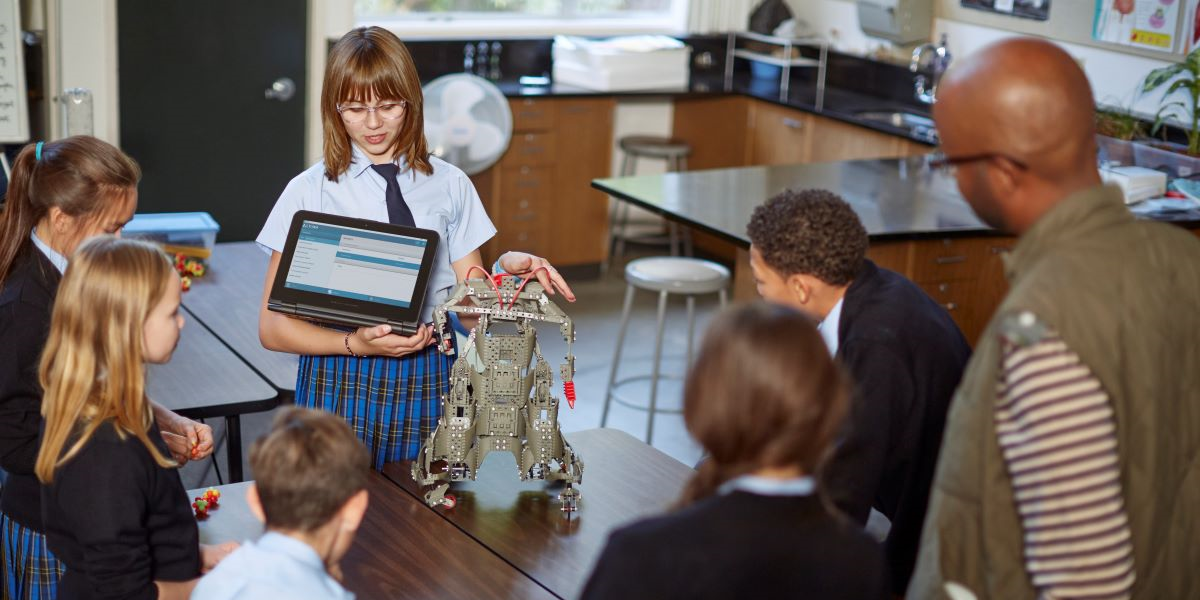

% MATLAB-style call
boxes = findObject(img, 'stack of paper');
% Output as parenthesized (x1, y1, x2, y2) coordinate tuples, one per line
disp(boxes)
(1101, 165, 1167, 204)
(552, 35, 690, 91)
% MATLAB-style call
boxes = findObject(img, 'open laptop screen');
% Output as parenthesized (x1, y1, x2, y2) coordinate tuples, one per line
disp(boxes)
(284, 220, 428, 308)
(268, 210, 440, 333)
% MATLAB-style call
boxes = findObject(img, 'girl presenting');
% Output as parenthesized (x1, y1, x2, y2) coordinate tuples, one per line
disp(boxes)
(258, 27, 573, 468)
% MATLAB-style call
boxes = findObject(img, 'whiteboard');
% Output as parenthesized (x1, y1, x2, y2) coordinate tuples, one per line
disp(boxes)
(0, 0, 27, 143)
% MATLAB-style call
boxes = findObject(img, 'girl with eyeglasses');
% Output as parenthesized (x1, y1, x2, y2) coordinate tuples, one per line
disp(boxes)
(256, 26, 575, 470)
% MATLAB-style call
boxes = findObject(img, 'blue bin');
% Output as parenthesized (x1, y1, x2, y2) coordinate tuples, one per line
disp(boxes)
(750, 60, 782, 80)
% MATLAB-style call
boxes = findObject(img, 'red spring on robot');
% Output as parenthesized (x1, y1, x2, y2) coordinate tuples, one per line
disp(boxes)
(564, 381, 576, 409)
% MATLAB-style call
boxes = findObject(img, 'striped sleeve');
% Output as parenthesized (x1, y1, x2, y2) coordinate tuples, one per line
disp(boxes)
(994, 329, 1135, 600)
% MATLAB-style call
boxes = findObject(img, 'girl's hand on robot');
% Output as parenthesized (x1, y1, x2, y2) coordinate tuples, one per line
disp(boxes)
(500, 252, 577, 302)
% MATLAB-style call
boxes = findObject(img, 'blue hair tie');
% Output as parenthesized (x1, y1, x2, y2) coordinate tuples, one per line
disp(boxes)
(35, 141, 43, 161)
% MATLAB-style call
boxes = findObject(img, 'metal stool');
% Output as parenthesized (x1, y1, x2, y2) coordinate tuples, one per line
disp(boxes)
(604, 136, 693, 274)
(602, 256, 730, 444)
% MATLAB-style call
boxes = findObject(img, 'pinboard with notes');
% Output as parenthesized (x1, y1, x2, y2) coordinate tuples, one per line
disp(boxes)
(0, 0, 27, 143)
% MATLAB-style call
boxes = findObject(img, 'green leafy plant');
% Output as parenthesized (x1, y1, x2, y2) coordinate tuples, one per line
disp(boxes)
(1142, 49, 1200, 155)
(1095, 107, 1147, 141)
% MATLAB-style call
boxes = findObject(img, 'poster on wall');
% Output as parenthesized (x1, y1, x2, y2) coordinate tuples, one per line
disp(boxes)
(1186, 0, 1200, 50)
(1093, 0, 1182, 52)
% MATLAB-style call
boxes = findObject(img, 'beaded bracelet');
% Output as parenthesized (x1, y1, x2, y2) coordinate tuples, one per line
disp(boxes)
(344, 331, 360, 358)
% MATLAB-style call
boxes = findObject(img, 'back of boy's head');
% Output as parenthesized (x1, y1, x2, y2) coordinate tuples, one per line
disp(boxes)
(745, 188, 868, 286)
(250, 408, 369, 532)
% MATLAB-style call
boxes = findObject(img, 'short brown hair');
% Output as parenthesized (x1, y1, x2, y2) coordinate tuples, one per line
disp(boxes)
(746, 189, 868, 286)
(676, 302, 849, 506)
(322, 26, 432, 181)
(250, 408, 369, 532)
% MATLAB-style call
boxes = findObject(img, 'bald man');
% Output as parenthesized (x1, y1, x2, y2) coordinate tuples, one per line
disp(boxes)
(909, 38, 1200, 599)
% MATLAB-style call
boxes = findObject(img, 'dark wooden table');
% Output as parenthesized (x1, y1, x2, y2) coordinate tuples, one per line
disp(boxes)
(191, 472, 556, 599)
(382, 428, 695, 600)
(147, 317, 278, 482)
(180, 241, 298, 394)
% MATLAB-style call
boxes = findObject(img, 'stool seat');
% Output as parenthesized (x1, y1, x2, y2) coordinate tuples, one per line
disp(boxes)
(625, 257, 730, 294)
(618, 135, 692, 160)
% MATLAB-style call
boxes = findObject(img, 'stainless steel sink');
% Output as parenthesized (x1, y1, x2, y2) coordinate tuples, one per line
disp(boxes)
(854, 110, 935, 129)
(853, 110, 938, 143)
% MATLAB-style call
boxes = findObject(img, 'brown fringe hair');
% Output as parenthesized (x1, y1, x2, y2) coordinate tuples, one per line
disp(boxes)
(675, 302, 850, 507)
(35, 237, 177, 483)
(0, 136, 140, 287)
(249, 407, 370, 533)
(322, 26, 432, 181)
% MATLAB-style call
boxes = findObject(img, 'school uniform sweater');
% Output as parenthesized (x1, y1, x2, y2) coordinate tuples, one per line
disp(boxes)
(823, 259, 971, 593)
(0, 248, 60, 531)
(42, 421, 200, 600)
(580, 491, 889, 600)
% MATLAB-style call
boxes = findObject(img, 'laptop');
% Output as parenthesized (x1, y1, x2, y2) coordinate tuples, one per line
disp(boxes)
(268, 210, 439, 335)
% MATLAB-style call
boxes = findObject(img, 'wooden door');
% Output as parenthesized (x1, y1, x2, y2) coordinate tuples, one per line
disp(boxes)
(671, 97, 751, 169)
(118, 0, 307, 242)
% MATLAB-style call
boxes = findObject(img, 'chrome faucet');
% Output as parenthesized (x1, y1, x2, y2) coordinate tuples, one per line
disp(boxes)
(910, 34, 951, 104)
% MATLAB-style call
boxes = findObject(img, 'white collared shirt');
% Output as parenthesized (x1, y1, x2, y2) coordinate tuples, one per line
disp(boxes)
(718, 474, 817, 497)
(29, 228, 68, 274)
(190, 531, 354, 600)
(818, 296, 845, 356)
(257, 145, 496, 322)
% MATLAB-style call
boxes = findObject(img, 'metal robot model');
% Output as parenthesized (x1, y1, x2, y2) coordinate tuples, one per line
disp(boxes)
(412, 268, 584, 513)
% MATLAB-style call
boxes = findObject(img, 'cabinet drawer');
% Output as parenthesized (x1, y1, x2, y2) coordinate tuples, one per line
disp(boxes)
(511, 98, 555, 131)
(920, 280, 969, 314)
(504, 132, 557, 167)
(910, 237, 1011, 283)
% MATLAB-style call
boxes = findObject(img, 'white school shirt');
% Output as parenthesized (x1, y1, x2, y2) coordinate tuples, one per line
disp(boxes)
(817, 296, 844, 356)
(257, 146, 496, 322)
(29, 228, 68, 273)
(189, 532, 354, 600)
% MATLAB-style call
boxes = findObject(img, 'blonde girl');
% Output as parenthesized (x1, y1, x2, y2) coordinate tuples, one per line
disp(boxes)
(35, 237, 234, 600)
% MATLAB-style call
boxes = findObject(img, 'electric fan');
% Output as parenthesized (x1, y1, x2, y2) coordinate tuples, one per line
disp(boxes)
(423, 74, 513, 175)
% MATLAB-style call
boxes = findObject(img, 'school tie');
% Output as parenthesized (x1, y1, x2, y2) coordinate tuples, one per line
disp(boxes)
(370, 163, 416, 227)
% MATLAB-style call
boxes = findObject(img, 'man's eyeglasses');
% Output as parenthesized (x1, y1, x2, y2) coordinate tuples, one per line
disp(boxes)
(336, 101, 407, 123)
(928, 151, 1028, 175)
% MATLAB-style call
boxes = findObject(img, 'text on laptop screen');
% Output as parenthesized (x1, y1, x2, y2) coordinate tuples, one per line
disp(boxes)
(283, 220, 428, 307)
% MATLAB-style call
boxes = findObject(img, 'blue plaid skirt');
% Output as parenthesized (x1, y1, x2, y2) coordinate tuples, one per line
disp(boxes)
(1, 511, 62, 600)
(295, 344, 452, 469)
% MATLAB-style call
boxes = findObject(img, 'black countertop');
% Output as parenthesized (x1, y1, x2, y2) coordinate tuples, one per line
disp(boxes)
(592, 156, 1200, 245)
(487, 72, 938, 146)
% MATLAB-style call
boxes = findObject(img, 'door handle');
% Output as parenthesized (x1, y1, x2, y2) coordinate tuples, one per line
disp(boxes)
(265, 77, 296, 102)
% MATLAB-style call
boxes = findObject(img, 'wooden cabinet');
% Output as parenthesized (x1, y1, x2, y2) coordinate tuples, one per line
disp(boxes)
(747, 102, 812, 165)
(672, 97, 931, 168)
(474, 97, 615, 268)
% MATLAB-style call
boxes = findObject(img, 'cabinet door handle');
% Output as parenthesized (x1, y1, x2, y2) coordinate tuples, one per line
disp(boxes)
(935, 255, 967, 265)
(938, 283, 950, 292)
(511, 214, 536, 222)
(782, 117, 804, 129)
(989, 246, 1010, 255)
(944, 302, 958, 311)
(518, 199, 530, 209)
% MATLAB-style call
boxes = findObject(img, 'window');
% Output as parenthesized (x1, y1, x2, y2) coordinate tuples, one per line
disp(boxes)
(356, 0, 687, 32)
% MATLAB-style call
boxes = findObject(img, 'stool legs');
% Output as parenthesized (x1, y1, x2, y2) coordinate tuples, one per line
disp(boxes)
(685, 295, 696, 367)
(646, 289, 669, 444)
(602, 283, 637, 428)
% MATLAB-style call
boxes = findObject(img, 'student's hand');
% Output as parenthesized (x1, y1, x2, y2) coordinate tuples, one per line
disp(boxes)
(350, 323, 436, 358)
(161, 431, 192, 464)
(199, 541, 240, 574)
(161, 415, 215, 462)
(498, 252, 577, 301)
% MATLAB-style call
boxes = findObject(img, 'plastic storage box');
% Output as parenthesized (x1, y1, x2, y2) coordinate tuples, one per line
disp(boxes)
(122, 212, 220, 258)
